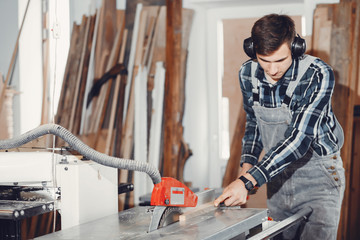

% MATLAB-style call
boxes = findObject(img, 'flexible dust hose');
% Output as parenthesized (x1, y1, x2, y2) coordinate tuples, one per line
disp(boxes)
(0, 124, 162, 184)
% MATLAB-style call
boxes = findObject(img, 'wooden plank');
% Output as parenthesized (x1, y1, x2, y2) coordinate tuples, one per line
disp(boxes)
(311, 5, 333, 63)
(41, 10, 50, 125)
(124, 0, 165, 67)
(27, 215, 39, 238)
(118, 5, 148, 209)
(68, 15, 91, 133)
(148, 62, 165, 180)
(141, 6, 160, 66)
(73, 14, 97, 135)
(328, 3, 358, 240)
(176, 8, 195, 183)
(123, 4, 161, 126)
(349, 118, 360, 240)
(105, 29, 128, 155)
(80, 9, 101, 135)
(92, 20, 125, 144)
(88, 0, 118, 136)
(54, 22, 79, 131)
(146, 8, 166, 171)
(90, 6, 123, 134)
(93, 0, 117, 79)
(163, 0, 183, 178)
(310, 4, 359, 238)
(62, 18, 88, 131)
(118, 66, 137, 210)
(0, 0, 30, 115)
(134, 65, 149, 204)
(147, 6, 166, 89)
(55, 21, 85, 131)
(122, 3, 143, 122)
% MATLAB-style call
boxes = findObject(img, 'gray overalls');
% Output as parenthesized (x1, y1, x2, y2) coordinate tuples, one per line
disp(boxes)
(251, 55, 345, 239)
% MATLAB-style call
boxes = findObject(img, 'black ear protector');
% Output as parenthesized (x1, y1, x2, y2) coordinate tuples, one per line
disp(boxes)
(243, 34, 306, 59)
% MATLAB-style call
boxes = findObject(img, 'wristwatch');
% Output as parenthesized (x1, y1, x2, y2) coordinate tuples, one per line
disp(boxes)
(239, 176, 254, 191)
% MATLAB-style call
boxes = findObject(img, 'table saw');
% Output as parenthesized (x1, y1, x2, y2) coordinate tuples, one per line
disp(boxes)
(0, 124, 312, 239)
(34, 186, 311, 240)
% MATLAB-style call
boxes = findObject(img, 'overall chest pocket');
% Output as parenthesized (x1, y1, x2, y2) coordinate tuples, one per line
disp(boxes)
(253, 106, 292, 151)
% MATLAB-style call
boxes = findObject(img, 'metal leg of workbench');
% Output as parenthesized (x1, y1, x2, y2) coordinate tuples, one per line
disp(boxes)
(247, 206, 313, 240)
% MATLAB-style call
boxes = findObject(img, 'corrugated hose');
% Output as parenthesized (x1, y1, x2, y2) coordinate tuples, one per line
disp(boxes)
(0, 124, 162, 184)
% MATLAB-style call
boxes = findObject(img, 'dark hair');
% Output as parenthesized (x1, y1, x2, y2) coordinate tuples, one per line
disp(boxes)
(251, 14, 296, 55)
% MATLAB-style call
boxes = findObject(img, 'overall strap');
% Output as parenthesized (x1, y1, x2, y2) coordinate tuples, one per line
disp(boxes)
(251, 61, 260, 105)
(282, 55, 318, 106)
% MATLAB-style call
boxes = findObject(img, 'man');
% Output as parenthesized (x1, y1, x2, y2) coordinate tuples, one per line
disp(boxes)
(214, 14, 345, 239)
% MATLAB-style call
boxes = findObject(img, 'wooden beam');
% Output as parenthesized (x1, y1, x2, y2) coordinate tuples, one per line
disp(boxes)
(73, 14, 97, 135)
(68, 15, 91, 133)
(349, 117, 360, 240)
(163, 0, 182, 178)
(328, 3, 358, 240)
(124, 0, 165, 67)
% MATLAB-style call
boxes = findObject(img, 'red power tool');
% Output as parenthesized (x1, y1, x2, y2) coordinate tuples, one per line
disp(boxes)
(148, 177, 198, 232)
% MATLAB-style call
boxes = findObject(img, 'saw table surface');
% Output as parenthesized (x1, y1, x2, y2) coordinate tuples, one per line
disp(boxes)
(36, 206, 268, 240)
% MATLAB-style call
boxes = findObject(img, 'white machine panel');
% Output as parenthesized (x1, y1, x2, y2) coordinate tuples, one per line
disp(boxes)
(0, 152, 118, 230)
(57, 157, 118, 229)
(0, 152, 61, 185)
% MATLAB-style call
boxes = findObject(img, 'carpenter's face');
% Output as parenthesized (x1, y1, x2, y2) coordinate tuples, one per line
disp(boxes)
(256, 42, 293, 82)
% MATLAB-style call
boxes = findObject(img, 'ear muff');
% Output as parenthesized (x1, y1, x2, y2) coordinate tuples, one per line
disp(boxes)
(243, 34, 306, 59)
(243, 37, 256, 59)
(291, 34, 306, 58)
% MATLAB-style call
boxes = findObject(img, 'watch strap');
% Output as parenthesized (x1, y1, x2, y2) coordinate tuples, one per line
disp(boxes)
(239, 176, 254, 191)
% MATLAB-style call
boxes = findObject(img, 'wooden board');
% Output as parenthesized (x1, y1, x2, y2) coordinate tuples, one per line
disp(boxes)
(124, 0, 165, 67)
(55, 23, 80, 131)
(68, 15, 92, 133)
(326, 3, 358, 239)
(163, 0, 183, 178)
(349, 118, 360, 240)
(72, 14, 97, 135)
(93, 0, 117, 79)
(148, 62, 165, 178)
(312, 5, 332, 63)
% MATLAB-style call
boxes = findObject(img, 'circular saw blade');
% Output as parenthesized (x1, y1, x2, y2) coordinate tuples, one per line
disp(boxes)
(148, 206, 183, 232)
(158, 207, 182, 228)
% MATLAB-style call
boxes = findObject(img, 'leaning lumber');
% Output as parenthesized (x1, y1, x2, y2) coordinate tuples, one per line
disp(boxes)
(72, 14, 97, 135)
(311, 3, 359, 240)
(68, 15, 92, 133)
(0, 0, 30, 115)
(163, 0, 183, 178)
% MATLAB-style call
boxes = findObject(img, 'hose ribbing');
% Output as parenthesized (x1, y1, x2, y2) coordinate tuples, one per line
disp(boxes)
(0, 124, 161, 184)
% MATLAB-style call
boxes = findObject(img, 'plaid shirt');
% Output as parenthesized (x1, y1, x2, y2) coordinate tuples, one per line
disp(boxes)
(239, 57, 341, 186)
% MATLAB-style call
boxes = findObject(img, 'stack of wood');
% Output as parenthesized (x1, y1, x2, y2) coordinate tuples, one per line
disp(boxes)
(54, 0, 194, 210)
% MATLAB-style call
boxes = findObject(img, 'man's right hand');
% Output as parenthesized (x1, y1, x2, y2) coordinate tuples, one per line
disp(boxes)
(213, 163, 255, 207)
(214, 178, 248, 207)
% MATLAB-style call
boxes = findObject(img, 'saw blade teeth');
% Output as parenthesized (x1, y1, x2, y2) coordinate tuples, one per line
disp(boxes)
(158, 207, 182, 229)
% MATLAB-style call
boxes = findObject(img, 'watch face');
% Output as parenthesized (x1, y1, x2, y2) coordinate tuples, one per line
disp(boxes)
(246, 181, 254, 191)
